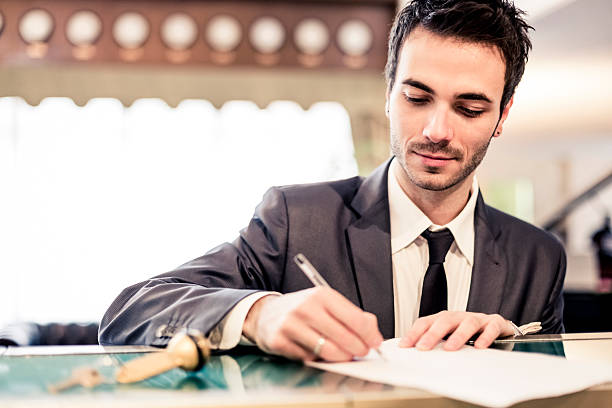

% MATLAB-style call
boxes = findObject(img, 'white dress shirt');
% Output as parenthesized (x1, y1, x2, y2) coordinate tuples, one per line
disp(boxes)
(388, 159, 478, 337)
(209, 158, 479, 348)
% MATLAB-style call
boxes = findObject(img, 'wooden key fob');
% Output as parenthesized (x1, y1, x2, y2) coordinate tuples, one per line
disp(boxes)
(116, 329, 210, 384)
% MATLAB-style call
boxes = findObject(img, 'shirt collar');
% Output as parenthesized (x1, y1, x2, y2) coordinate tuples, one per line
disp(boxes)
(388, 158, 478, 265)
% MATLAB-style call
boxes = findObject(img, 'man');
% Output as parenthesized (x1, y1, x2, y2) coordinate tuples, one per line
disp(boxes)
(99, 0, 565, 362)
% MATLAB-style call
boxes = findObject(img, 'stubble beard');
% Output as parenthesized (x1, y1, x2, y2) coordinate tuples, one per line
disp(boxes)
(390, 133, 492, 192)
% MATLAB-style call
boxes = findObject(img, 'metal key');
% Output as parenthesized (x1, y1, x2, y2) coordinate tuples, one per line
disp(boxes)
(116, 330, 210, 384)
(48, 367, 105, 393)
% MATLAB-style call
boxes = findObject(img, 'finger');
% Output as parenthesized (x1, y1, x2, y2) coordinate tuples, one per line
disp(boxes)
(474, 320, 505, 349)
(266, 335, 315, 361)
(282, 322, 352, 362)
(443, 315, 482, 351)
(359, 312, 384, 348)
(301, 307, 370, 357)
(501, 319, 517, 338)
(399, 315, 435, 347)
(285, 342, 316, 361)
(319, 288, 383, 347)
(415, 313, 461, 350)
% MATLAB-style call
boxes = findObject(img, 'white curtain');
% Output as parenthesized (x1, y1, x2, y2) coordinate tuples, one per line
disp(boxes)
(0, 97, 358, 325)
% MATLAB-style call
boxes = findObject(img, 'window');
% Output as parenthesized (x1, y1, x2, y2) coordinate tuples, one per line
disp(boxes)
(0, 97, 358, 325)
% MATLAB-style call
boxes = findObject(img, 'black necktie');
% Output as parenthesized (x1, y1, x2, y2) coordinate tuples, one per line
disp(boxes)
(419, 228, 454, 317)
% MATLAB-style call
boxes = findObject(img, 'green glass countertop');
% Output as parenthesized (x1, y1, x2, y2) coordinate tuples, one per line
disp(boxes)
(1, 333, 611, 398)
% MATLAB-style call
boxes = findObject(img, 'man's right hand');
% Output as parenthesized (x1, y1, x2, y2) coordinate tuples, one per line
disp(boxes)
(242, 287, 383, 362)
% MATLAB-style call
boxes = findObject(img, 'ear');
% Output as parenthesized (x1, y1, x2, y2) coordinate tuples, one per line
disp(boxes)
(494, 95, 514, 137)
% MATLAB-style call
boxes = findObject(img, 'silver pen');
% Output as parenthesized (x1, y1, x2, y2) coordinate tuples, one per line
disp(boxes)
(293, 253, 386, 361)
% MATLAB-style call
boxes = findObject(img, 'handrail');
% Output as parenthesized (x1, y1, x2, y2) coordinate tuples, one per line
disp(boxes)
(543, 170, 612, 232)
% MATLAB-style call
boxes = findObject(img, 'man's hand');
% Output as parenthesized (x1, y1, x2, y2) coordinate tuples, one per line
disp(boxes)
(242, 287, 383, 362)
(399, 311, 515, 351)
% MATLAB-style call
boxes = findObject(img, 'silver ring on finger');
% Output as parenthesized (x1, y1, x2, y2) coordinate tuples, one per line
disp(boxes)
(313, 336, 326, 357)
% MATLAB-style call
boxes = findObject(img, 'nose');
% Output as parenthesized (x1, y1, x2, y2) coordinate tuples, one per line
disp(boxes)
(422, 106, 453, 143)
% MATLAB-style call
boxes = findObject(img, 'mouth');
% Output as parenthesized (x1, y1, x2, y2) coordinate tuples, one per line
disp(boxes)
(413, 151, 455, 167)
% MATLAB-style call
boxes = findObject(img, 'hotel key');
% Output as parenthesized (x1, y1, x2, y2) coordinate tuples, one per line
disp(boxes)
(47, 367, 107, 393)
(116, 329, 210, 383)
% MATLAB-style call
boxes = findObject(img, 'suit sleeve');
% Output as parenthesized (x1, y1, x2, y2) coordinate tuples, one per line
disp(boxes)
(98, 187, 290, 346)
(538, 243, 567, 334)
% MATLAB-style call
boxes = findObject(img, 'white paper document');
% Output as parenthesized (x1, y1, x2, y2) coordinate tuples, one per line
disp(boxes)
(307, 338, 612, 407)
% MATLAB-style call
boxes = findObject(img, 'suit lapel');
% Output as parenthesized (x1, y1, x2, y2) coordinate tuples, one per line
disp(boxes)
(466, 193, 507, 314)
(344, 162, 507, 336)
(346, 159, 395, 339)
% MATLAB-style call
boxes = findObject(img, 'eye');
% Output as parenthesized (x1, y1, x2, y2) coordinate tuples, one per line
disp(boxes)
(457, 106, 484, 118)
(403, 94, 429, 105)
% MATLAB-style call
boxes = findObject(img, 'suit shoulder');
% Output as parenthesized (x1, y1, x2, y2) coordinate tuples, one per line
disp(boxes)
(274, 175, 364, 205)
(486, 205, 564, 252)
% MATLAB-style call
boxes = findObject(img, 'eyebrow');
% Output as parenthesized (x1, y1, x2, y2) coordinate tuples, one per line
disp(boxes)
(402, 78, 493, 104)
(456, 92, 493, 104)
(402, 79, 434, 94)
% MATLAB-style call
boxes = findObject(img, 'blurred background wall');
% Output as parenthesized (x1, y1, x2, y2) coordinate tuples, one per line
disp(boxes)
(0, 0, 610, 331)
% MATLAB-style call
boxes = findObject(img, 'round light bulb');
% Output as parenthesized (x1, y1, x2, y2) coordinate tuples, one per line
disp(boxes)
(249, 17, 285, 54)
(161, 13, 198, 50)
(66, 10, 102, 46)
(336, 19, 373, 57)
(205, 15, 242, 52)
(19, 8, 54, 43)
(294, 18, 329, 55)
(113, 12, 150, 49)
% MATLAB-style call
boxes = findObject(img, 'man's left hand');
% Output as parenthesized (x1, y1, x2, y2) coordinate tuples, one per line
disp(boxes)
(399, 311, 515, 351)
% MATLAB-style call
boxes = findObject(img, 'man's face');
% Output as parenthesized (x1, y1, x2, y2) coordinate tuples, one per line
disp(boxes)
(387, 26, 511, 192)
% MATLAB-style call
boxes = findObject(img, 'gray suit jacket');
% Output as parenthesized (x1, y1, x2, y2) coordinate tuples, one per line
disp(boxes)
(99, 159, 566, 346)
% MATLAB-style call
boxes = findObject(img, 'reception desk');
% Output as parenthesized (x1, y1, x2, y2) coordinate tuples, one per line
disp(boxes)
(1, 333, 611, 407)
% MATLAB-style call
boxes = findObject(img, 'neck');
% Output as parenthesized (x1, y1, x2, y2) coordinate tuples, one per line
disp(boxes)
(393, 164, 473, 226)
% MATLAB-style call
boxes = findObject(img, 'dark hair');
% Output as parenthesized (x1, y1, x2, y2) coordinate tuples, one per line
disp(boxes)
(384, 0, 533, 112)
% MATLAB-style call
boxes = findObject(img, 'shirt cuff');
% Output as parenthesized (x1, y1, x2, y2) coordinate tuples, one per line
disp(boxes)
(209, 291, 279, 350)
